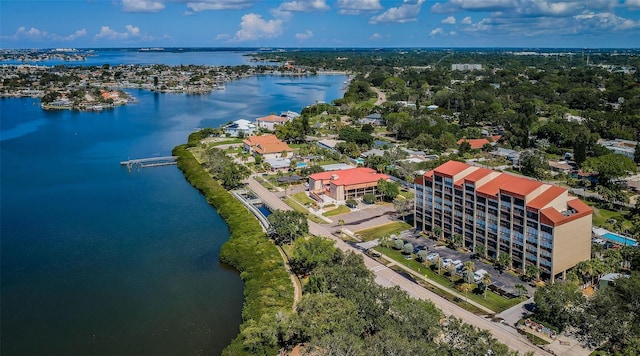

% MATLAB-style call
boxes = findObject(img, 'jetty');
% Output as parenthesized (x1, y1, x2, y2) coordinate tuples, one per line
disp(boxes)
(120, 156, 178, 171)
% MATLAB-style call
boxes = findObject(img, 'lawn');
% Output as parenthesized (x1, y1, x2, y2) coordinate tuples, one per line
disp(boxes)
(355, 221, 412, 241)
(376, 245, 524, 313)
(291, 192, 316, 206)
(284, 197, 325, 224)
(323, 205, 350, 217)
(586, 201, 632, 229)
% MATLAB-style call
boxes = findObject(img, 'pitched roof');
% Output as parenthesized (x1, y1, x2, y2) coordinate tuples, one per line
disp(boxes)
(540, 198, 592, 226)
(243, 135, 293, 154)
(309, 167, 390, 186)
(527, 185, 566, 210)
(463, 167, 495, 183)
(457, 138, 491, 150)
(475, 173, 516, 197)
(257, 114, 288, 122)
(433, 160, 472, 177)
(499, 176, 544, 198)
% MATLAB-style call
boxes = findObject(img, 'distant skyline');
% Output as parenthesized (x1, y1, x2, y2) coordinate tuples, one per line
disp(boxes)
(1, 0, 639, 49)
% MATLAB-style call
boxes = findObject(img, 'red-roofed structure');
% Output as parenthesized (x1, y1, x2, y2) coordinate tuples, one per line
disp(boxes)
(309, 167, 391, 202)
(243, 134, 293, 159)
(256, 114, 289, 131)
(414, 160, 592, 281)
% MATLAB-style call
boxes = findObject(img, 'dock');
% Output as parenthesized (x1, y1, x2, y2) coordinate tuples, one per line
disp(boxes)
(120, 156, 178, 171)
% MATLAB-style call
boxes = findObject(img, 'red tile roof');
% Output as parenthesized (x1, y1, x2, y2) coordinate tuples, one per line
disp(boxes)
(433, 160, 472, 177)
(309, 167, 390, 187)
(499, 176, 544, 198)
(475, 174, 516, 197)
(243, 134, 293, 154)
(463, 167, 494, 183)
(257, 114, 287, 122)
(527, 186, 567, 210)
(457, 138, 491, 150)
(540, 198, 592, 226)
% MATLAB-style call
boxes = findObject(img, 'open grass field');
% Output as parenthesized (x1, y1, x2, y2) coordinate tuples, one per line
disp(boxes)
(323, 205, 350, 217)
(355, 221, 412, 241)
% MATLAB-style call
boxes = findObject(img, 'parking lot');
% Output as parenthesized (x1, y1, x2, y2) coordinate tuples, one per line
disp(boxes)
(397, 229, 535, 296)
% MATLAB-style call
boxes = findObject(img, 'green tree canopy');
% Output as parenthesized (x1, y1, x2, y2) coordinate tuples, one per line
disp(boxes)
(267, 210, 309, 245)
(583, 153, 637, 185)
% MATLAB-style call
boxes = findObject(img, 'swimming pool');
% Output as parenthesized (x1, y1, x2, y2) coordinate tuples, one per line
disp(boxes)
(603, 232, 638, 246)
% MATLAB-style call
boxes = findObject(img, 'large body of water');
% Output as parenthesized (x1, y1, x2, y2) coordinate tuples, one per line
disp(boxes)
(1, 51, 346, 355)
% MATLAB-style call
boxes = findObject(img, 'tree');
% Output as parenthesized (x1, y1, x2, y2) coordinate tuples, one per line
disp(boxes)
(393, 197, 413, 222)
(473, 244, 486, 259)
(345, 199, 357, 208)
(458, 141, 472, 156)
(403, 242, 414, 255)
(393, 239, 405, 250)
(289, 236, 339, 276)
(533, 281, 584, 330)
(635, 142, 640, 165)
(434, 256, 444, 275)
(362, 193, 376, 204)
(377, 179, 399, 201)
(525, 264, 540, 282)
(514, 283, 528, 298)
(496, 252, 511, 272)
(481, 273, 492, 299)
(267, 210, 309, 245)
(432, 226, 443, 240)
(583, 153, 637, 186)
(519, 150, 549, 180)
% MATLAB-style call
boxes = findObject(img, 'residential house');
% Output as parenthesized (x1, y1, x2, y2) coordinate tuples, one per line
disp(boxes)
(256, 114, 289, 131)
(224, 119, 257, 137)
(243, 134, 293, 159)
(309, 167, 391, 202)
(414, 160, 593, 281)
(598, 138, 637, 160)
(359, 113, 385, 126)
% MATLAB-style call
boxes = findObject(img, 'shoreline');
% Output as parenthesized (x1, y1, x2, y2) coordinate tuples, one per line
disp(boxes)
(172, 144, 293, 355)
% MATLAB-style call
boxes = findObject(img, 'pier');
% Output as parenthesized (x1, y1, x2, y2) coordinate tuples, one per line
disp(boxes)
(120, 156, 178, 171)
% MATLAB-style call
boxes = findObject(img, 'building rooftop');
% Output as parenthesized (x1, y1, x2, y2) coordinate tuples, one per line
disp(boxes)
(500, 176, 544, 198)
(309, 167, 390, 187)
(257, 114, 288, 122)
(433, 160, 473, 177)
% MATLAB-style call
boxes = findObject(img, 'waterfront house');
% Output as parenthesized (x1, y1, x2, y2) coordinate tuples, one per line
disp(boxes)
(256, 114, 289, 131)
(243, 134, 293, 159)
(225, 119, 257, 137)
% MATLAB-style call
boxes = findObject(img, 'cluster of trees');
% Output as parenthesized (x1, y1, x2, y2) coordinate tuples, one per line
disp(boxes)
(203, 146, 250, 189)
(533, 272, 640, 354)
(242, 234, 521, 355)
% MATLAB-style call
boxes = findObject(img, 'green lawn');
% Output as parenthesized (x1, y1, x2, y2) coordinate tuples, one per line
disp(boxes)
(291, 192, 316, 206)
(355, 221, 413, 241)
(376, 245, 525, 313)
(284, 197, 325, 224)
(586, 201, 633, 229)
(398, 190, 414, 199)
(323, 205, 350, 217)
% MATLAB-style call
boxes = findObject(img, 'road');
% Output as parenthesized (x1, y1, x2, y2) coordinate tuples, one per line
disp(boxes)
(246, 177, 551, 355)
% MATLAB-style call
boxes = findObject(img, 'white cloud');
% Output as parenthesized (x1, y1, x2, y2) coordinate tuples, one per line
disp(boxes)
(450, 31, 457, 35)
(2, 27, 87, 42)
(369, 32, 383, 40)
(278, 0, 329, 12)
(295, 30, 314, 40)
(337, 0, 382, 15)
(441, 16, 456, 24)
(574, 11, 640, 30)
(430, 27, 444, 36)
(186, 0, 256, 12)
(95, 25, 143, 40)
(625, 0, 640, 9)
(231, 13, 283, 41)
(122, 0, 165, 12)
(216, 33, 231, 40)
(369, 0, 425, 24)
(461, 16, 472, 24)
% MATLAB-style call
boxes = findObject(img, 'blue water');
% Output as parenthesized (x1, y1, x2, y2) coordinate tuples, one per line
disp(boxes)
(1, 72, 346, 355)
(603, 232, 638, 246)
(2, 49, 256, 66)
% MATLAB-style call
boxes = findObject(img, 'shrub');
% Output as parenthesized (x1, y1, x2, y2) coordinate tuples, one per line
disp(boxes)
(362, 193, 376, 204)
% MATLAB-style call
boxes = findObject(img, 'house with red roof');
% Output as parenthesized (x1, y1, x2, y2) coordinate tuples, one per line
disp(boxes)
(456, 135, 501, 150)
(256, 114, 289, 131)
(242, 134, 293, 159)
(308, 167, 391, 202)
(414, 160, 592, 281)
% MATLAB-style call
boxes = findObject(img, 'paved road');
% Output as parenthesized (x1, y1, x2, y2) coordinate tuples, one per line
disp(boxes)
(245, 177, 551, 355)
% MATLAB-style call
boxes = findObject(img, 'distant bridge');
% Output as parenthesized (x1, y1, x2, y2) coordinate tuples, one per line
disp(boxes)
(120, 156, 178, 171)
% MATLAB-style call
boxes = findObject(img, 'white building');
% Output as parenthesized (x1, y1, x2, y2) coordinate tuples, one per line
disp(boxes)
(224, 119, 256, 137)
(598, 138, 637, 160)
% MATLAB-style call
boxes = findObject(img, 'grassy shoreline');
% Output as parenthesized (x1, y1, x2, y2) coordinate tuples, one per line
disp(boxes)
(173, 144, 293, 355)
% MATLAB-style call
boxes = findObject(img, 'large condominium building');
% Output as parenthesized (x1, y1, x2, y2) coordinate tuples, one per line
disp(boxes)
(414, 161, 593, 281)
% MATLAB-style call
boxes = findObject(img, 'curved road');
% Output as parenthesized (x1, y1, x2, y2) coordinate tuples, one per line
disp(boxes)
(246, 177, 550, 355)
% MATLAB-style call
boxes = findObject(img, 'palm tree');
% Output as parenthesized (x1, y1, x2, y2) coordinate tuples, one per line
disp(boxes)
(463, 261, 475, 274)
(451, 233, 463, 250)
(514, 283, 527, 298)
(525, 264, 540, 282)
(575, 260, 593, 285)
(446, 263, 457, 282)
(435, 256, 443, 275)
(481, 273, 492, 299)
(432, 226, 443, 241)
(474, 244, 486, 260)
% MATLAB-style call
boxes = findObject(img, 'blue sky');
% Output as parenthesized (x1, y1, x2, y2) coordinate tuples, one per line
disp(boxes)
(1, 0, 639, 48)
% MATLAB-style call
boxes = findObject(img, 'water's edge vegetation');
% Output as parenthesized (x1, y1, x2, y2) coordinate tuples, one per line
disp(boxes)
(173, 142, 293, 355)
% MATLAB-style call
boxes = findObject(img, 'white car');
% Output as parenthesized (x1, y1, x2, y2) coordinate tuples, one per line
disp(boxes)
(426, 252, 439, 262)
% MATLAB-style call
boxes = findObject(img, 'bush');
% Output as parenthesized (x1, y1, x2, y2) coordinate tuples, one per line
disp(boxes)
(362, 193, 376, 204)
(403, 243, 414, 255)
(393, 239, 405, 250)
(345, 199, 358, 208)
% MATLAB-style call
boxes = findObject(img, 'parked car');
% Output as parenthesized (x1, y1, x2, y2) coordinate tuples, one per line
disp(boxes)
(426, 252, 439, 262)
(474, 269, 489, 282)
(443, 258, 453, 267)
